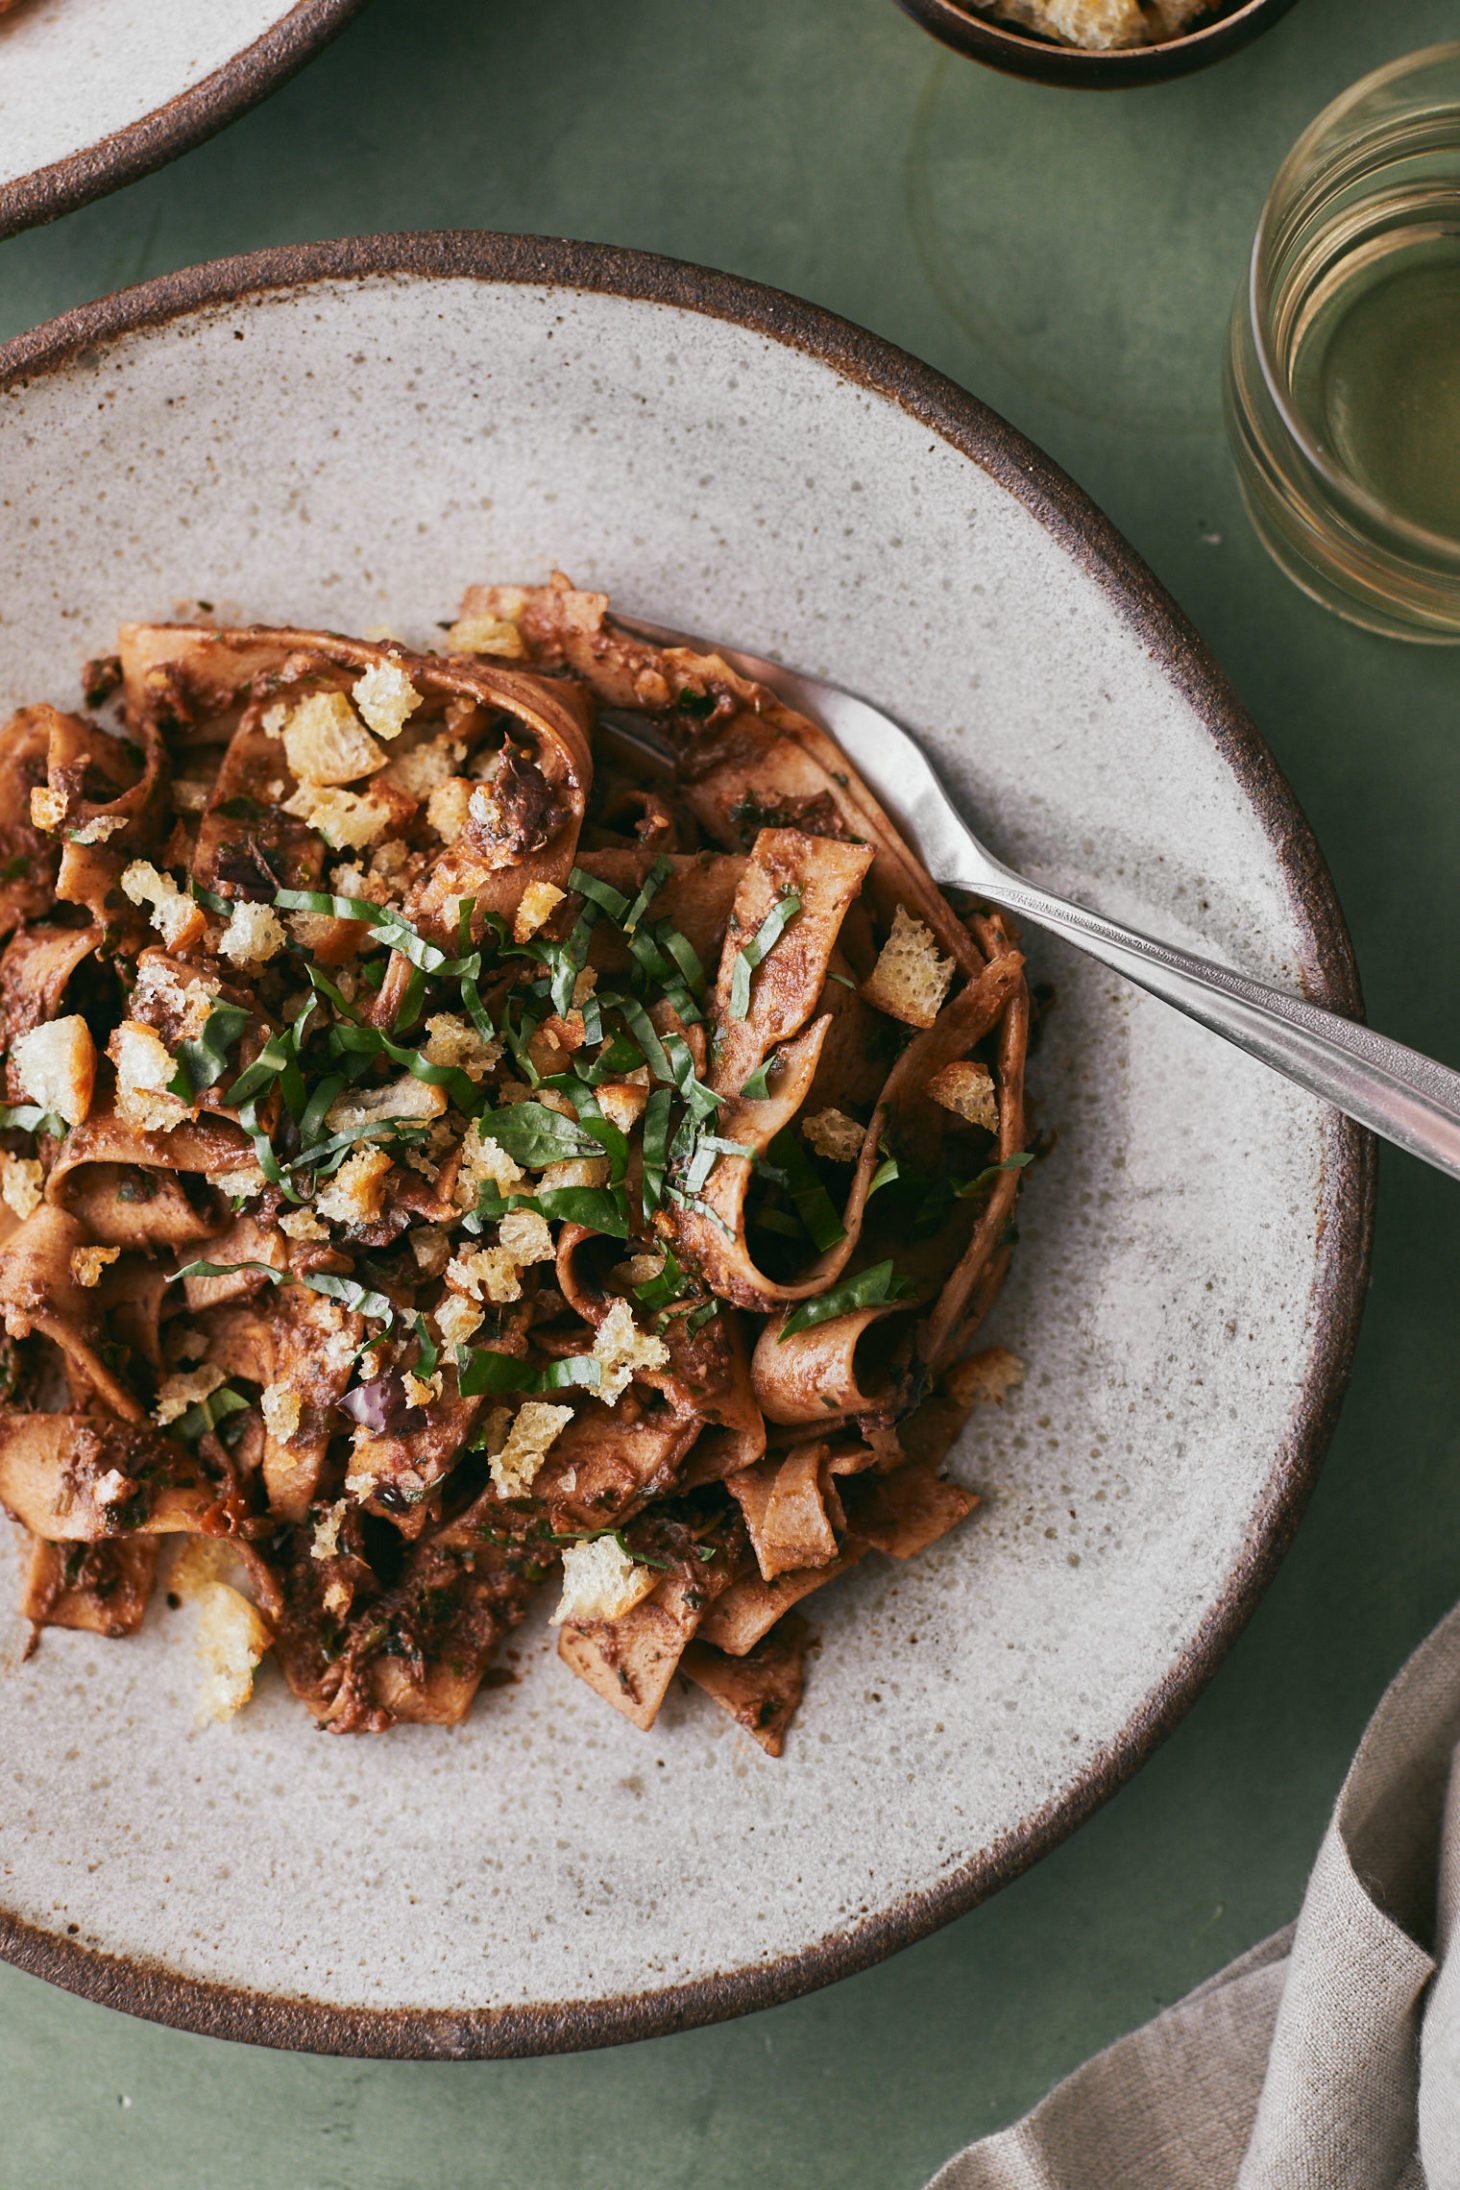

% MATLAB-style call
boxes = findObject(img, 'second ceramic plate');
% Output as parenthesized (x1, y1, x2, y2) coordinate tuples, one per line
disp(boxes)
(0, 0, 368, 239)
(0, 234, 1370, 2055)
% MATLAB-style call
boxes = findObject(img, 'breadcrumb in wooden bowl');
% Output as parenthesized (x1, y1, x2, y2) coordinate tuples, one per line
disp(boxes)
(891, 0, 1301, 85)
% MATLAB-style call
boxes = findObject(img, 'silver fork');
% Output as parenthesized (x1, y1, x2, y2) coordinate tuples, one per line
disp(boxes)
(615, 611, 1460, 1183)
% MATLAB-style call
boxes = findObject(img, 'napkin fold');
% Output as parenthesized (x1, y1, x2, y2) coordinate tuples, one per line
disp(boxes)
(926, 1602, 1460, 2190)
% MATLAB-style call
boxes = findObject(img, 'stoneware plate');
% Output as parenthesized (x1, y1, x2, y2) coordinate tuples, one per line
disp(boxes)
(0, 234, 1372, 2057)
(0, 0, 368, 241)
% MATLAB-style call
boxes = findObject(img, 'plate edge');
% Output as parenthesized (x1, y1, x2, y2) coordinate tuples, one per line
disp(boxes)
(0, 0, 371, 243)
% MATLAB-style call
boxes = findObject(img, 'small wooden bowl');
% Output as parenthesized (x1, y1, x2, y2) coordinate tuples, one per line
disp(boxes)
(892, 0, 1302, 86)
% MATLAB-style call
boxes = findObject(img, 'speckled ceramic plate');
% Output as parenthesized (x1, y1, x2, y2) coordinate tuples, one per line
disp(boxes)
(0, 235, 1372, 2057)
(0, 0, 368, 241)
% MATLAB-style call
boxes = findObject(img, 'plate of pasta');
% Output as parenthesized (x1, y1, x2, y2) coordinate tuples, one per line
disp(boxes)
(0, 236, 1370, 2055)
(0, 0, 366, 241)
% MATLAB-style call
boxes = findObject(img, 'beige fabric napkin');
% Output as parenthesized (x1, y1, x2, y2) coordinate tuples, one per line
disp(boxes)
(926, 1602, 1460, 2190)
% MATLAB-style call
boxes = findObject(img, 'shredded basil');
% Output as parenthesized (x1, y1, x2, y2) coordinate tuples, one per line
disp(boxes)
(171, 1385, 252, 1446)
(272, 886, 477, 980)
(765, 1128, 847, 1253)
(622, 855, 673, 935)
(168, 1258, 283, 1286)
(456, 1346, 601, 1397)
(568, 867, 630, 923)
(475, 1184, 630, 1241)
(777, 1261, 917, 1342)
(0, 1103, 65, 1137)
(300, 1270, 395, 1327)
(954, 1150, 1035, 1197)
(413, 1313, 440, 1380)
(640, 1085, 671, 1214)
(474, 1101, 603, 1169)
(632, 1248, 690, 1312)
(330, 1018, 481, 1118)
(167, 1001, 250, 1101)
(867, 1148, 900, 1199)
(728, 893, 801, 1021)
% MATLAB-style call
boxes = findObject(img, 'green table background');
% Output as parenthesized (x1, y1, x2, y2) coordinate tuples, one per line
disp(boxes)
(2, 2, 1458, 2182)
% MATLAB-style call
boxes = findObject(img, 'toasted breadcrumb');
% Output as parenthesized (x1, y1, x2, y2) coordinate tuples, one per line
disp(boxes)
(261, 1383, 302, 1444)
(352, 660, 422, 742)
(447, 614, 528, 660)
(69, 813, 128, 847)
(282, 781, 395, 852)
(514, 881, 566, 943)
(381, 734, 461, 801)
(402, 1369, 443, 1409)
(70, 1245, 119, 1288)
(925, 1060, 999, 1134)
(11, 1015, 97, 1126)
(541, 1156, 611, 1192)
(550, 1535, 658, 1625)
(426, 778, 474, 842)
(324, 1075, 446, 1136)
(194, 1581, 272, 1723)
(944, 1347, 1025, 1408)
(214, 1166, 266, 1199)
(596, 1081, 649, 1134)
(434, 1291, 485, 1347)
(285, 910, 343, 953)
(131, 956, 214, 1042)
(316, 1146, 394, 1227)
(29, 784, 67, 831)
(591, 1297, 670, 1402)
(498, 1209, 555, 1266)
(490, 1401, 572, 1497)
(861, 906, 955, 1029)
(93, 1468, 134, 1506)
(154, 1364, 226, 1425)
(0, 1154, 42, 1220)
(281, 690, 385, 784)
(984, 0, 1206, 48)
(475, 1407, 512, 1458)
(120, 860, 206, 951)
(109, 1020, 189, 1134)
(170, 777, 212, 815)
(279, 1206, 329, 1242)
(311, 1500, 347, 1562)
(455, 1128, 525, 1209)
(424, 1012, 501, 1082)
(801, 1107, 865, 1162)
(218, 899, 286, 974)
(447, 1245, 522, 1305)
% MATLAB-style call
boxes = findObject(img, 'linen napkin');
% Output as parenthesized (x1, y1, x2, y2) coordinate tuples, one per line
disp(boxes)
(925, 1600, 1460, 2189)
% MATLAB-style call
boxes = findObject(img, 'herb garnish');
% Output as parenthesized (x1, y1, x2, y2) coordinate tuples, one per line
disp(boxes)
(777, 1261, 917, 1341)
(728, 894, 801, 1021)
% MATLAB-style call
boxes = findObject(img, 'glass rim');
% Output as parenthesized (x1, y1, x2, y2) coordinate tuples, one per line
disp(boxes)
(1248, 38, 1460, 568)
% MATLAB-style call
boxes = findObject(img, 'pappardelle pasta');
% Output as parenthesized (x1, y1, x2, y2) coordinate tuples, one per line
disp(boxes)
(0, 575, 1030, 1753)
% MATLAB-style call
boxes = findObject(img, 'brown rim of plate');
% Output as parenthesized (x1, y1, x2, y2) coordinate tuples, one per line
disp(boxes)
(0, 231, 1375, 2058)
(891, 0, 1302, 86)
(0, 0, 370, 243)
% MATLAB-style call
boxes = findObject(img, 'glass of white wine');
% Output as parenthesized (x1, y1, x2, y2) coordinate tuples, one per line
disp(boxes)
(1226, 42, 1460, 641)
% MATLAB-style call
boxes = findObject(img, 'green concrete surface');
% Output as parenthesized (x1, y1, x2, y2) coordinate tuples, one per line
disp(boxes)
(3, 1, 1458, 2183)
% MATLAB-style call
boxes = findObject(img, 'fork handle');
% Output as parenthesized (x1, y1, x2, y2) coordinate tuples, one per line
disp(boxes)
(972, 861, 1460, 1180)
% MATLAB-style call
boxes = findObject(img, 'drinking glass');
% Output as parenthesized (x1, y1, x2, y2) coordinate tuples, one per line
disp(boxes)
(1226, 43, 1460, 641)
